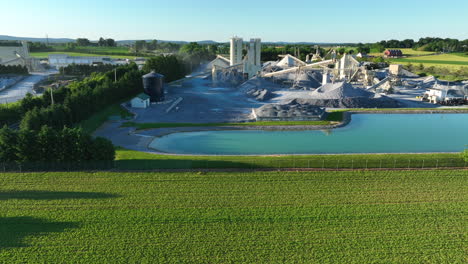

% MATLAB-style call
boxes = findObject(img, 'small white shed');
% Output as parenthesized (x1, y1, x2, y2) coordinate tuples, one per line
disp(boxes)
(131, 93, 150, 108)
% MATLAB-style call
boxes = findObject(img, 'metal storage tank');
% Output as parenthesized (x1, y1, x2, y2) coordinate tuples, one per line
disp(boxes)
(142, 71, 165, 102)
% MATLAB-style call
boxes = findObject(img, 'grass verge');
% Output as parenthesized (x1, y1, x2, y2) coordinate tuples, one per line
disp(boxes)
(122, 112, 344, 130)
(0, 170, 466, 263)
(115, 147, 466, 170)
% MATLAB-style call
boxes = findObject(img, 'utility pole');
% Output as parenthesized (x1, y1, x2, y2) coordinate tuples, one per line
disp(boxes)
(114, 68, 117, 83)
(50, 87, 54, 106)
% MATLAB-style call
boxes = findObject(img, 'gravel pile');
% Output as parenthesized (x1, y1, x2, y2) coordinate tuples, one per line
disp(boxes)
(239, 77, 281, 101)
(271, 70, 322, 89)
(255, 99, 326, 120)
(302, 82, 400, 108)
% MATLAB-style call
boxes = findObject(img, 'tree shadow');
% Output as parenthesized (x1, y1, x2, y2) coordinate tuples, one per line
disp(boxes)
(0, 190, 121, 201)
(115, 159, 265, 170)
(0, 216, 78, 249)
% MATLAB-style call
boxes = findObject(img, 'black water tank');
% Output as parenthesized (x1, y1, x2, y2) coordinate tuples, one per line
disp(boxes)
(143, 71, 165, 102)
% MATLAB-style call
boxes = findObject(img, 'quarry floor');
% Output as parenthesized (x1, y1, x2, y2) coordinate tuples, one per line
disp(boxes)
(129, 75, 453, 125)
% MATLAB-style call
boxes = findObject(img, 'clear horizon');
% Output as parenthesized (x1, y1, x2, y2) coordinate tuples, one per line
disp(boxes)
(1, 0, 467, 43)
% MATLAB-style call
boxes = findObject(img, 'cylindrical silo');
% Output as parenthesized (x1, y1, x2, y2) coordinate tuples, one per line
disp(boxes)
(142, 71, 165, 102)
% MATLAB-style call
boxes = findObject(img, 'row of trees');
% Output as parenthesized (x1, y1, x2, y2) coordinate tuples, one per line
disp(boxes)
(135, 40, 159, 52)
(0, 126, 114, 162)
(143, 55, 188, 82)
(375, 38, 468, 52)
(76, 38, 116, 47)
(19, 63, 143, 131)
(0, 65, 28, 75)
(179, 42, 216, 68)
(59, 64, 117, 76)
(261, 45, 323, 62)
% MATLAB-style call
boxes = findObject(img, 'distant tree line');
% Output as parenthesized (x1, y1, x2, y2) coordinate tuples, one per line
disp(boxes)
(76, 37, 116, 47)
(0, 65, 28, 75)
(179, 42, 216, 68)
(0, 41, 22, 47)
(357, 38, 468, 53)
(28, 42, 54, 52)
(59, 64, 117, 76)
(0, 125, 114, 162)
(134, 40, 159, 52)
(261, 45, 323, 61)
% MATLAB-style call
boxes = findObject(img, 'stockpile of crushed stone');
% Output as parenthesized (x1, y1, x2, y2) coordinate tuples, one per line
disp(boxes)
(254, 99, 326, 119)
(271, 70, 323, 89)
(239, 77, 281, 101)
(300, 82, 400, 108)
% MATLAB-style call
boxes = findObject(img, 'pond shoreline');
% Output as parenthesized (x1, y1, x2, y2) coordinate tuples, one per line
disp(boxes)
(139, 111, 468, 155)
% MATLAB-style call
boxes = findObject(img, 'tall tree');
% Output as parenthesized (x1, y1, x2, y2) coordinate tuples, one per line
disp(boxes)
(76, 38, 91, 46)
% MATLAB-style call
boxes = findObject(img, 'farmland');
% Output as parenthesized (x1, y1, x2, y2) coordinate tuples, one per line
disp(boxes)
(30, 51, 139, 60)
(0, 170, 466, 263)
(369, 48, 436, 57)
(389, 53, 468, 69)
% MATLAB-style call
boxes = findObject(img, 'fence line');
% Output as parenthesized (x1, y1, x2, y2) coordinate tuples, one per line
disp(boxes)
(0, 158, 467, 172)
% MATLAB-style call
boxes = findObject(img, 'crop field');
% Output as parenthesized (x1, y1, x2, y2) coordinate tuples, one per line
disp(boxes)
(389, 53, 468, 69)
(0, 170, 466, 263)
(30, 51, 139, 60)
(369, 48, 435, 57)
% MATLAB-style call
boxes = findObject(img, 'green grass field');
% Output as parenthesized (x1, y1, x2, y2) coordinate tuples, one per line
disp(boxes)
(369, 48, 436, 57)
(387, 53, 468, 70)
(0, 170, 466, 263)
(30, 51, 139, 60)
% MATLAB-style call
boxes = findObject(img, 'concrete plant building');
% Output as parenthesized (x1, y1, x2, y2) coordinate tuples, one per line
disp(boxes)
(131, 93, 151, 108)
(211, 36, 262, 84)
(0, 41, 42, 72)
(48, 54, 114, 68)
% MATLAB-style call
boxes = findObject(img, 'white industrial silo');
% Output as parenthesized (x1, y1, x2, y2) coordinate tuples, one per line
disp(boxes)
(230, 37, 243, 66)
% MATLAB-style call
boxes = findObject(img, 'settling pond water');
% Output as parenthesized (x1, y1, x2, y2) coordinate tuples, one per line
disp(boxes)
(149, 114, 468, 155)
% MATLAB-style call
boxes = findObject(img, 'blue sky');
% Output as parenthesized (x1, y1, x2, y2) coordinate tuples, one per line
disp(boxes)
(1, 0, 467, 42)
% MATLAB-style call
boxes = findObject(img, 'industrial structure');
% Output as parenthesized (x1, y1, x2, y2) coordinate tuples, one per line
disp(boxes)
(131, 93, 151, 108)
(0, 41, 43, 72)
(211, 36, 262, 85)
(48, 54, 114, 68)
(143, 71, 165, 102)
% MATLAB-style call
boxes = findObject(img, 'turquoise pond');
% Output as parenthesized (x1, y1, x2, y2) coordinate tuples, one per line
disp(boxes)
(148, 114, 468, 155)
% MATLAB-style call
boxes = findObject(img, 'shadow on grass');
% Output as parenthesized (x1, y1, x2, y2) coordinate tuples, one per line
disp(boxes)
(0, 216, 78, 249)
(0, 190, 121, 201)
(115, 159, 261, 170)
(114, 157, 467, 170)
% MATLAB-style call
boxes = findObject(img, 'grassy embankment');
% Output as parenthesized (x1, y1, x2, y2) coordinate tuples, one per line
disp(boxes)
(114, 147, 466, 170)
(122, 111, 343, 130)
(0, 170, 466, 263)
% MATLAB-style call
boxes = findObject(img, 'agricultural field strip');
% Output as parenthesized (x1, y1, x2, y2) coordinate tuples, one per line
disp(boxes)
(0, 170, 466, 263)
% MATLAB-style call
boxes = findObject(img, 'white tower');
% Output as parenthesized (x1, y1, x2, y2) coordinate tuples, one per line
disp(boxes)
(244, 38, 262, 78)
(248, 38, 261, 67)
(230, 37, 243, 66)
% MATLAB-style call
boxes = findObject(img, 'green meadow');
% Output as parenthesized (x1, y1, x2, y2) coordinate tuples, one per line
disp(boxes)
(0, 170, 466, 263)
